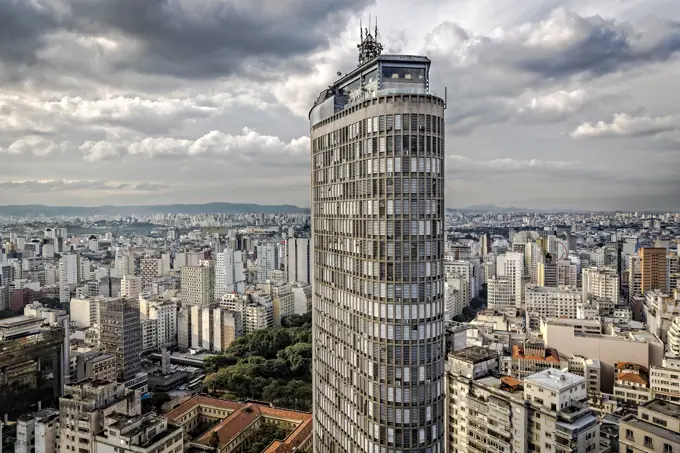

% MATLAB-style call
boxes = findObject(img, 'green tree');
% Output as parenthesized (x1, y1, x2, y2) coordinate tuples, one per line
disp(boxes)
(209, 431, 220, 449)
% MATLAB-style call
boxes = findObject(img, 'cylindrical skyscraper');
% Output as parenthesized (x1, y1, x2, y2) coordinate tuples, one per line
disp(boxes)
(310, 26, 446, 453)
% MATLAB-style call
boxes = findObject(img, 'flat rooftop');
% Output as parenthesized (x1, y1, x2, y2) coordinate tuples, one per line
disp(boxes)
(525, 369, 585, 391)
(643, 399, 680, 419)
(450, 346, 499, 364)
(0, 316, 43, 327)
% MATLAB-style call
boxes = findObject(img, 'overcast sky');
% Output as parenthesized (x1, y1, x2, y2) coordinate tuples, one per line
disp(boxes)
(1, 0, 679, 210)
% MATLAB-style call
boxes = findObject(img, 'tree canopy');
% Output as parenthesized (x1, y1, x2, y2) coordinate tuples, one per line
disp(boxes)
(203, 320, 313, 411)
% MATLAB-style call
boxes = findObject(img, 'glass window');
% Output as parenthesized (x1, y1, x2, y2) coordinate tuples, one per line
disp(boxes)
(382, 66, 426, 82)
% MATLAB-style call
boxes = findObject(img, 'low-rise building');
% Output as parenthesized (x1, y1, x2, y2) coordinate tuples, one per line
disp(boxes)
(163, 395, 312, 453)
(619, 399, 680, 453)
(95, 413, 183, 453)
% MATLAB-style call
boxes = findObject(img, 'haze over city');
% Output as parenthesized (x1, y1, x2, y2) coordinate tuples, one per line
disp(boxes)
(1, 0, 679, 211)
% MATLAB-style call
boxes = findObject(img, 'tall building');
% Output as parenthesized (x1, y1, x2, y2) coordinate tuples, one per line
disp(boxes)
(556, 259, 578, 287)
(15, 409, 60, 453)
(499, 252, 524, 307)
(59, 380, 140, 453)
(121, 275, 142, 299)
(537, 253, 558, 288)
(487, 278, 514, 313)
(214, 248, 246, 297)
(285, 237, 311, 284)
(99, 298, 142, 380)
(180, 263, 214, 306)
(256, 243, 278, 283)
(582, 267, 619, 303)
(139, 258, 163, 291)
(310, 29, 446, 452)
(114, 250, 136, 276)
(0, 316, 67, 418)
(525, 284, 582, 319)
(640, 247, 667, 294)
(447, 350, 599, 453)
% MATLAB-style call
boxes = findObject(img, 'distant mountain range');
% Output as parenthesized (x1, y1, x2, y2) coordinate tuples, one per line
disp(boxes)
(0, 202, 309, 217)
(448, 205, 584, 213)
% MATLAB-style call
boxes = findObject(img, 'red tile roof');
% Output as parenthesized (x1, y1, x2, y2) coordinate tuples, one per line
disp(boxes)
(163, 396, 312, 451)
(512, 345, 560, 362)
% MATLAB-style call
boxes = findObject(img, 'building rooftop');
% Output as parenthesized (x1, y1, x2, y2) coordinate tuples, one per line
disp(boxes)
(622, 416, 680, 443)
(525, 369, 585, 391)
(164, 396, 312, 451)
(643, 399, 680, 420)
(450, 346, 499, 364)
(0, 316, 43, 328)
(512, 345, 560, 363)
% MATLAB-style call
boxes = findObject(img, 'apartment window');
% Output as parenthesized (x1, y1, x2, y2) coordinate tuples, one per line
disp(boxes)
(644, 436, 653, 447)
(625, 429, 634, 440)
(652, 417, 667, 427)
(663, 443, 673, 453)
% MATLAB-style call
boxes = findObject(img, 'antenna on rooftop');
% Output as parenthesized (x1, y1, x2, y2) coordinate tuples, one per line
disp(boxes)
(357, 14, 383, 66)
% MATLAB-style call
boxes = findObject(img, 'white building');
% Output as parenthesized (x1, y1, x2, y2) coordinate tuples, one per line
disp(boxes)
(94, 413, 182, 453)
(487, 278, 514, 313)
(141, 318, 158, 352)
(582, 267, 620, 304)
(15, 409, 60, 453)
(70, 297, 99, 328)
(115, 251, 136, 278)
(256, 243, 278, 283)
(447, 351, 599, 453)
(285, 237, 311, 284)
(121, 275, 142, 299)
(497, 252, 524, 307)
(214, 248, 246, 298)
(526, 285, 582, 319)
(180, 263, 214, 306)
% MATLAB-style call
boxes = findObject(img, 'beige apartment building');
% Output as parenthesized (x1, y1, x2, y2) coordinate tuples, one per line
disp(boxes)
(619, 399, 680, 453)
(447, 348, 600, 453)
(95, 413, 183, 453)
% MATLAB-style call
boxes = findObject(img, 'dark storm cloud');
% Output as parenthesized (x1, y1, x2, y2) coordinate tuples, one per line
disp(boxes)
(0, 0, 58, 64)
(473, 11, 680, 79)
(0, 0, 374, 80)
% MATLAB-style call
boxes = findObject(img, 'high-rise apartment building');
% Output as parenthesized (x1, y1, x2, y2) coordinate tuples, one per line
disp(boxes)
(447, 350, 600, 453)
(140, 258, 163, 291)
(59, 380, 140, 453)
(285, 237, 311, 284)
(499, 252, 524, 307)
(121, 274, 142, 299)
(0, 316, 67, 418)
(582, 267, 619, 303)
(256, 243, 278, 283)
(214, 248, 246, 297)
(99, 298, 142, 380)
(525, 284, 582, 319)
(180, 263, 214, 306)
(310, 29, 446, 452)
(640, 247, 667, 293)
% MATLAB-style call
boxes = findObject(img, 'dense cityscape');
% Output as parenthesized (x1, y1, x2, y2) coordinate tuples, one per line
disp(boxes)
(2, 1, 680, 453)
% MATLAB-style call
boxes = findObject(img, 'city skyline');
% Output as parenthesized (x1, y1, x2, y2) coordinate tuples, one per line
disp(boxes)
(1, 0, 680, 211)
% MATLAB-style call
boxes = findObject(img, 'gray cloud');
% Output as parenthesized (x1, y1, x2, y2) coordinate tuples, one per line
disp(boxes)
(0, 180, 166, 193)
(0, 0, 373, 82)
(571, 112, 680, 143)
(1, 0, 679, 210)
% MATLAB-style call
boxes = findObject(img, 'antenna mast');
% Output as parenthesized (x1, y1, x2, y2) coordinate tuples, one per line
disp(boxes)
(357, 15, 383, 66)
